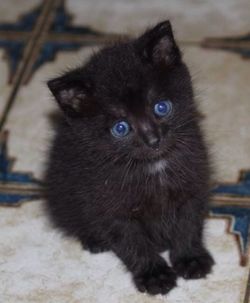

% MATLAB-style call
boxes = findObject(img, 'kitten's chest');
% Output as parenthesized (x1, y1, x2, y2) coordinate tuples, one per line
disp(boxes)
(128, 173, 172, 218)
(96, 161, 177, 216)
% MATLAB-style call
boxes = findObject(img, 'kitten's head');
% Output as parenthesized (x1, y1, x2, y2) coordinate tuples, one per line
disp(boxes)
(48, 21, 198, 163)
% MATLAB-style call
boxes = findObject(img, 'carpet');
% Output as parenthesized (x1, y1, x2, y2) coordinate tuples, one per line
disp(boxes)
(0, 1, 250, 302)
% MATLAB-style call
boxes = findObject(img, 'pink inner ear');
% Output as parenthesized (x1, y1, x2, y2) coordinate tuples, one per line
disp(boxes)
(59, 88, 86, 111)
(152, 36, 174, 65)
(59, 89, 75, 105)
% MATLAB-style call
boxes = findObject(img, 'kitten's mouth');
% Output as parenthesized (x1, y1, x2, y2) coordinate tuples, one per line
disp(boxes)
(131, 136, 176, 163)
(148, 153, 166, 162)
(133, 149, 168, 164)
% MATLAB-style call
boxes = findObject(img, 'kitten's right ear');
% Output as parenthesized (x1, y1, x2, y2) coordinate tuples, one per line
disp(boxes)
(135, 20, 181, 66)
(47, 74, 94, 118)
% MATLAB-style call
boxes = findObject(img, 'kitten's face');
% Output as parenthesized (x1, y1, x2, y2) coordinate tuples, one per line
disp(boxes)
(48, 21, 197, 164)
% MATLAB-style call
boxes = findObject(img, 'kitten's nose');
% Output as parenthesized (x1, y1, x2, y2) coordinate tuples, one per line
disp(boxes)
(146, 135, 160, 149)
(138, 119, 160, 149)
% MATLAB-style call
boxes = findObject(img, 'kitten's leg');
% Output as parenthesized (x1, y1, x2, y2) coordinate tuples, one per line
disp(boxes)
(81, 236, 109, 254)
(169, 199, 214, 280)
(111, 220, 177, 295)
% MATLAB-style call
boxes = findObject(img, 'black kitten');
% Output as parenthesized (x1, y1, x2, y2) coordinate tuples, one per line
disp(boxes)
(45, 21, 214, 295)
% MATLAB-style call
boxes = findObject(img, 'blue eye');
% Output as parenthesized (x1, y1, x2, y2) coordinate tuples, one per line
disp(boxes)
(111, 121, 130, 138)
(154, 100, 172, 117)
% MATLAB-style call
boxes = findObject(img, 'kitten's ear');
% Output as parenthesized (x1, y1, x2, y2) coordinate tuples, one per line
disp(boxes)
(136, 20, 181, 66)
(47, 74, 95, 118)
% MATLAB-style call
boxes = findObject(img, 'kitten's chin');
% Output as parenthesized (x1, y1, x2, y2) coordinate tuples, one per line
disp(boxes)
(148, 158, 168, 174)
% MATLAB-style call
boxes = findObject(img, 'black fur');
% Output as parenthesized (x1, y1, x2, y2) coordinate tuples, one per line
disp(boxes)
(45, 21, 214, 295)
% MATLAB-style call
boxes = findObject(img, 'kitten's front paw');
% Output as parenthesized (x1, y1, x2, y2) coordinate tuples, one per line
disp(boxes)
(173, 253, 214, 279)
(82, 239, 109, 254)
(134, 262, 177, 295)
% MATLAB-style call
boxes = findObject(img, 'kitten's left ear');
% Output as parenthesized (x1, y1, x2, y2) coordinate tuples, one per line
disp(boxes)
(47, 73, 95, 118)
(135, 20, 181, 66)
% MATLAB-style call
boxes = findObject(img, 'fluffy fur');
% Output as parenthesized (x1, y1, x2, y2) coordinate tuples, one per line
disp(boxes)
(45, 21, 214, 295)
